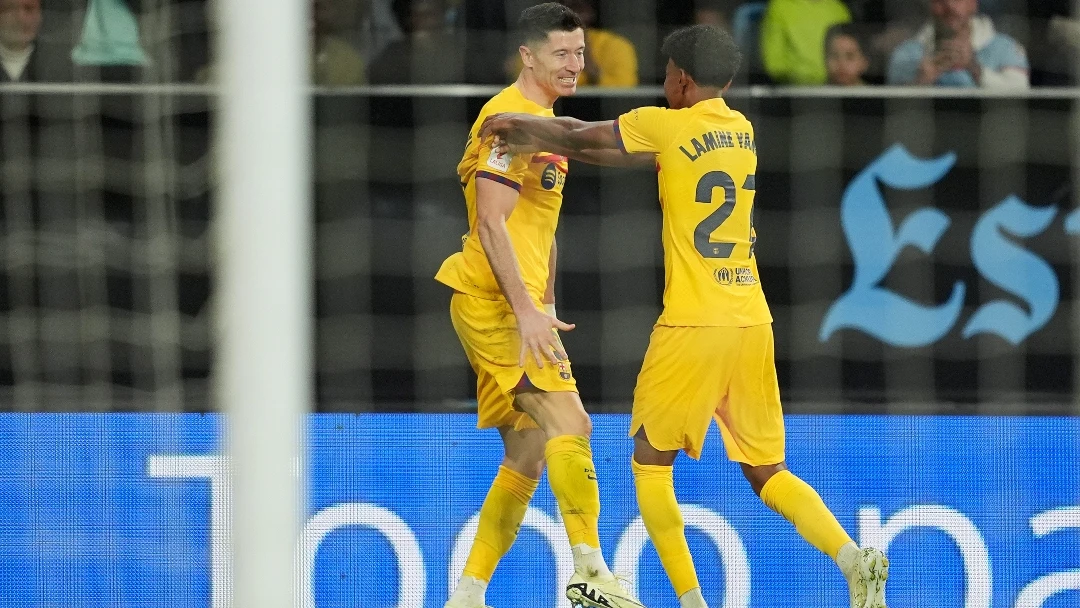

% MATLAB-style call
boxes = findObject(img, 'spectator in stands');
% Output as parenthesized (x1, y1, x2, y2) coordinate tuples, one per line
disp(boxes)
(759, 0, 852, 85)
(368, 0, 465, 83)
(846, 0, 925, 82)
(692, 0, 737, 31)
(0, 0, 40, 81)
(312, 0, 366, 85)
(887, 0, 1029, 88)
(560, 0, 638, 86)
(825, 23, 870, 85)
(195, 0, 365, 85)
(350, 0, 404, 64)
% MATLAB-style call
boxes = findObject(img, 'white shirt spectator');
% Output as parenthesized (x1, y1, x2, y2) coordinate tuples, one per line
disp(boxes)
(888, 15, 1029, 88)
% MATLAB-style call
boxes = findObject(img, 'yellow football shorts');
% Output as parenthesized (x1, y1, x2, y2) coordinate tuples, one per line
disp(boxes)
(449, 292, 577, 430)
(630, 323, 785, 464)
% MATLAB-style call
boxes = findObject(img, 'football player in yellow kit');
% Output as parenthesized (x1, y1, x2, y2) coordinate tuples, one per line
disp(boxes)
(480, 23, 890, 608)
(436, 4, 647, 608)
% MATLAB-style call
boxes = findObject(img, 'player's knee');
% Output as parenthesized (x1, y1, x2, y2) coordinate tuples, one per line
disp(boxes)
(523, 457, 545, 479)
(504, 454, 544, 479)
(517, 391, 592, 437)
(568, 406, 592, 437)
(741, 461, 787, 496)
(514, 444, 547, 477)
(551, 405, 590, 438)
(633, 433, 678, 467)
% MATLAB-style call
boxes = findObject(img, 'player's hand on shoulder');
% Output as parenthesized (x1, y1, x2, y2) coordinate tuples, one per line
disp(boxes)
(479, 112, 511, 140)
(482, 113, 537, 155)
(480, 113, 528, 142)
(516, 306, 575, 368)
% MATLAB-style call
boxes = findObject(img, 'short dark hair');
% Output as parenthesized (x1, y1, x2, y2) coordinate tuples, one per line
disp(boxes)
(824, 23, 865, 52)
(661, 24, 741, 88)
(517, 2, 584, 47)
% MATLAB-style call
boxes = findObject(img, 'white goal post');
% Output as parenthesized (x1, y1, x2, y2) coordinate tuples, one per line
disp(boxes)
(216, 0, 312, 606)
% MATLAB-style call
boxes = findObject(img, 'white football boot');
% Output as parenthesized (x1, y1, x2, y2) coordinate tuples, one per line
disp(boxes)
(846, 547, 889, 608)
(566, 571, 647, 608)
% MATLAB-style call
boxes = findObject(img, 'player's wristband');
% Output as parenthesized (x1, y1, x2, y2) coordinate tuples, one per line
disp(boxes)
(544, 303, 556, 318)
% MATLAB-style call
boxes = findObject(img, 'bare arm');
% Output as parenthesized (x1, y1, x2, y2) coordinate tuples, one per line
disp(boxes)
(561, 147, 655, 169)
(476, 177, 533, 314)
(482, 114, 625, 154)
(475, 177, 573, 366)
(506, 137, 654, 169)
(489, 114, 653, 168)
(543, 237, 556, 306)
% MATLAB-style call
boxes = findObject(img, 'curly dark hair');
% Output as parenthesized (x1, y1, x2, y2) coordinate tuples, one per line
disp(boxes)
(517, 2, 585, 47)
(661, 24, 742, 88)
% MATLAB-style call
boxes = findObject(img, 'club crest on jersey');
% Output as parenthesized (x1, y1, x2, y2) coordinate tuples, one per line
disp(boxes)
(486, 148, 512, 172)
(557, 359, 571, 380)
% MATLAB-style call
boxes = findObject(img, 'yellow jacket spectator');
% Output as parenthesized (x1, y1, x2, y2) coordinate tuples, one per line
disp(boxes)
(760, 0, 851, 84)
(563, 0, 638, 86)
(194, 0, 365, 86)
(578, 28, 638, 86)
(313, 35, 365, 86)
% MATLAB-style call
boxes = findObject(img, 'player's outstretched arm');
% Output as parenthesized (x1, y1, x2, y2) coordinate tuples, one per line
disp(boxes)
(570, 148, 656, 169)
(506, 139, 653, 169)
(475, 178, 574, 368)
(481, 113, 621, 153)
(484, 113, 653, 169)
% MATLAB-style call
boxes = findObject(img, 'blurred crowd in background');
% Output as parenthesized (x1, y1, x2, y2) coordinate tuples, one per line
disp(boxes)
(1, 0, 1076, 88)
(2, 0, 1078, 408)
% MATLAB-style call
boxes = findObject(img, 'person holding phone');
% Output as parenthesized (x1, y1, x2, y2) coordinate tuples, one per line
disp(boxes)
(886, 0, 1028, 88)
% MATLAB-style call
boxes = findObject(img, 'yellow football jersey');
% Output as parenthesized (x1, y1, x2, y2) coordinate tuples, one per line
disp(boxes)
(435, 85, 568, 303)
(615, 99, 772, 327)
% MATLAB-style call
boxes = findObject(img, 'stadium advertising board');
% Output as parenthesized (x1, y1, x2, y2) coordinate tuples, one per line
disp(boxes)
(0, 413, 1076, 608)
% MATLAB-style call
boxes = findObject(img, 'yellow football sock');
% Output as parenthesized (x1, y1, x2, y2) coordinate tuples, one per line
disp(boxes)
(759, 470, 853, 559)
(632, 458, 701, 596)
(545, 435, 602, 548)
(462, 465, 539, 581)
